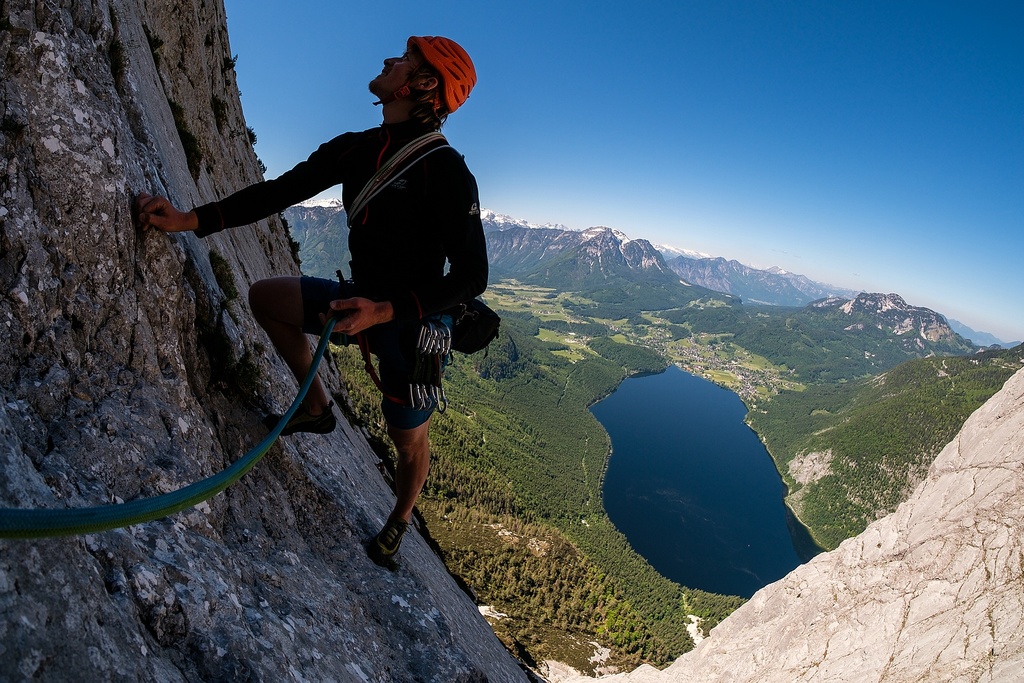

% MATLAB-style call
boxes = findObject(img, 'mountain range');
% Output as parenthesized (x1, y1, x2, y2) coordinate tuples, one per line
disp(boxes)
(481, 208, 854, 308)
(484, 225, 714, 311)
(288, 201, 1008, 348)
(481, 211, 679, 289)
(287, 203, 989, 361)
(498, 217, 1015, 356)
(664, 255, 858, 307)
(478, 210, 1020, 348)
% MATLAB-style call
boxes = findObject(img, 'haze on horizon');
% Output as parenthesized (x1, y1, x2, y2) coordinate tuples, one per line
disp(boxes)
(222, 0, 1023, 343)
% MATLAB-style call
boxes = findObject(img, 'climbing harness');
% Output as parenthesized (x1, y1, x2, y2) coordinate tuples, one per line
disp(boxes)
(0, 317, 339, 539)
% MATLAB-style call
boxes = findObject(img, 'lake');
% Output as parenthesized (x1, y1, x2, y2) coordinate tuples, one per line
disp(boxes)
(591, 365, 821, 598)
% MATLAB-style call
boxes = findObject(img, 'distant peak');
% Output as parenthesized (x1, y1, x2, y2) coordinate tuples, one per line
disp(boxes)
(582, 226, 632, 244)
(297, 197, 344, 210)
(480, 208, 570, 231)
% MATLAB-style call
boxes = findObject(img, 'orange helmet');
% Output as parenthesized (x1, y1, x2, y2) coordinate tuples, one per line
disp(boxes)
(408, 36, 476, 113)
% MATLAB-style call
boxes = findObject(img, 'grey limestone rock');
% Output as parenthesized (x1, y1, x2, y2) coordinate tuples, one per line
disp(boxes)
(0, 1, 528, 681)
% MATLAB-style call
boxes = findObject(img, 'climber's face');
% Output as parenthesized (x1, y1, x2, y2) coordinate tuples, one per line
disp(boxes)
(369, 49, 422, 99)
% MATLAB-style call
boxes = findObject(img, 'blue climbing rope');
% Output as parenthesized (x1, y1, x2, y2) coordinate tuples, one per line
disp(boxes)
(0, 318, 337, 539)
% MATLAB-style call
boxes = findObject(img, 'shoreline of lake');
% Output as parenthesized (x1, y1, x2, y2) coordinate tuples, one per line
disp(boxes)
(592, 365, 822, 598)
(609, 363, 828, 560)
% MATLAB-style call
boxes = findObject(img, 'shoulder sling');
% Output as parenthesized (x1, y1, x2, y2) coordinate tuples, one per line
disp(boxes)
(346, 131, 450, 227)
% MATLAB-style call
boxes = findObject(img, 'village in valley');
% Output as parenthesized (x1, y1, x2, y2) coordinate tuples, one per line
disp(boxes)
(486, 280, 803, 409)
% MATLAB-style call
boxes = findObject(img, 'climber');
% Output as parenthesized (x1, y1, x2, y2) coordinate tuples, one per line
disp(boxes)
(134, 36, 486, 565)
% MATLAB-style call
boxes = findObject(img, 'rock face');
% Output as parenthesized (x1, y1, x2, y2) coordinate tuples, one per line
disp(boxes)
(0, 1, 527, 681)
(284, 201, 351, 281)
(485, 224, 686, 294)
(562, 366, 1024, 682)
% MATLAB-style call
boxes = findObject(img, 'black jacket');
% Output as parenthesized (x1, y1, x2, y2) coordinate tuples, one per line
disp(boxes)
(194, 119, 487, 322)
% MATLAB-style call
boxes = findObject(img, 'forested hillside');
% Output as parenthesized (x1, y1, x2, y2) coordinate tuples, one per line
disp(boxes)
(748, 345, 1024, 548)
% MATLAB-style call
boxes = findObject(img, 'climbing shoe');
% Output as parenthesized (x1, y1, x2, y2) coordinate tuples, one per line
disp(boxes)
(370, 518, 409, 561)
(263, 402, 336, 436)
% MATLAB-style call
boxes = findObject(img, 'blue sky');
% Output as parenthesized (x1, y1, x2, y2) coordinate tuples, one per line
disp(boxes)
(222, 1, 1023, 343)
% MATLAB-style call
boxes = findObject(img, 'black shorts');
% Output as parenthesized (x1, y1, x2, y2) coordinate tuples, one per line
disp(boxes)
(299, 276, 436, 430)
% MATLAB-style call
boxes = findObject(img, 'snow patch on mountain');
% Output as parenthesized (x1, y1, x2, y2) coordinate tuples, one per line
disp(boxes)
(480, 208, 571, 231)
(657, 243, 712, 260)
(583, 226, 632, 245)
(297, 196, 344, 210)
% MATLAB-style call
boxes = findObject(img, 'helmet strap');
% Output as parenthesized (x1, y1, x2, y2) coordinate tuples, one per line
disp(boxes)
(373, 84, 412, 107)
